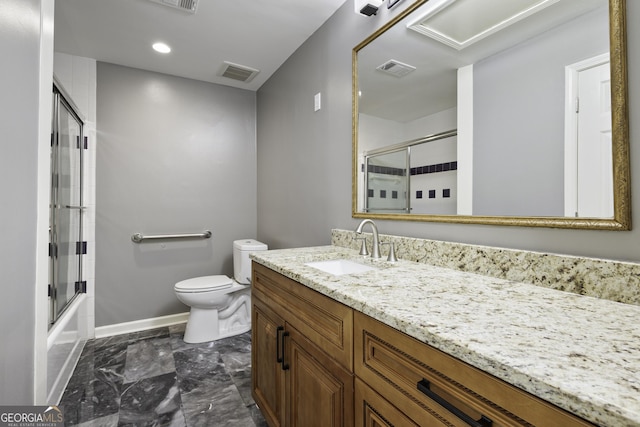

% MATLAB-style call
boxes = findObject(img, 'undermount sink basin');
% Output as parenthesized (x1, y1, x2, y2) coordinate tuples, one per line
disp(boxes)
(305, 259, 377, 276)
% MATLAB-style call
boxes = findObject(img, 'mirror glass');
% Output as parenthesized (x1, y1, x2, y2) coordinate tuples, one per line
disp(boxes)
(353, 0, 630, 229)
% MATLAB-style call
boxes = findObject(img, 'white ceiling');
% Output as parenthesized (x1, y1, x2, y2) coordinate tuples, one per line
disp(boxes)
(54, 0, 348, 91)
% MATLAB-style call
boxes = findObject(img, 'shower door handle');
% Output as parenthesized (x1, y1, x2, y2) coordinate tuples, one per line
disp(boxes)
(64, 205, 86, 210)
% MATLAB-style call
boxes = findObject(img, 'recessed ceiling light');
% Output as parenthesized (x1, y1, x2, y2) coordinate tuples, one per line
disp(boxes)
(152, 42, 171, 54)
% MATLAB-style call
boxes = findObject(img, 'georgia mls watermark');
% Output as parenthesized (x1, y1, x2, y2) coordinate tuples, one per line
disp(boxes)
(0, 406, 64, 427)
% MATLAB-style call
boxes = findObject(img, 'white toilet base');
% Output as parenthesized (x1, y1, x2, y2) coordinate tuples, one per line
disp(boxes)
(182, 288, 251, 344)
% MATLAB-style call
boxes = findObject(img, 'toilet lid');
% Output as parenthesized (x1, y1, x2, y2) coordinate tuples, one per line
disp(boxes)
(175, 275, 233, 292)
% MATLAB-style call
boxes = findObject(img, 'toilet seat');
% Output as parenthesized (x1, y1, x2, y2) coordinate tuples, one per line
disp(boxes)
(175, 275, 233, 293)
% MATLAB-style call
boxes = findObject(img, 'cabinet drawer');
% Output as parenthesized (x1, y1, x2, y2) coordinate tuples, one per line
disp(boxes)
(355, 378, 445, 427)
(253, 262, 353, 370)
(355, 312, 594, 427)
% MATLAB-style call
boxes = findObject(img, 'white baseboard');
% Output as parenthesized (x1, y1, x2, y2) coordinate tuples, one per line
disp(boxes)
(94, 312, 189, 339)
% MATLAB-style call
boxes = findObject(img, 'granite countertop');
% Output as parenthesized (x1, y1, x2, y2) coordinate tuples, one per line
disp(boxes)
(251, 245, 640, 427)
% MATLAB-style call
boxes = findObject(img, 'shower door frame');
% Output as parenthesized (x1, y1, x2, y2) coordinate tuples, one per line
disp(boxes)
(49, 82, 86, 328)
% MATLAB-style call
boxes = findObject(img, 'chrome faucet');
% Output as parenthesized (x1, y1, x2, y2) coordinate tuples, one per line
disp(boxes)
(355, 219, 381, 259)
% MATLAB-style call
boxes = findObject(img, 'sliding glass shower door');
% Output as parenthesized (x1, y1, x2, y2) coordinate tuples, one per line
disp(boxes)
(49, 85, 85, 327)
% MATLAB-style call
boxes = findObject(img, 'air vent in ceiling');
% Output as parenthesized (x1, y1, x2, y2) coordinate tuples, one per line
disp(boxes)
(218, 62, 260, 83)
(376, 60, 416, 78)
(148, 0, 198, 14)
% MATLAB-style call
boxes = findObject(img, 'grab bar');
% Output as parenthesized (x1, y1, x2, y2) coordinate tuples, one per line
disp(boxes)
(131, 230, 212, 243)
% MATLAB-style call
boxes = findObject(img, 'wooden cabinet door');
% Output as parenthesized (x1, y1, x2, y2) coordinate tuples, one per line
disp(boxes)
(252, 297, 286, 427)
(287, 325, 354, 427)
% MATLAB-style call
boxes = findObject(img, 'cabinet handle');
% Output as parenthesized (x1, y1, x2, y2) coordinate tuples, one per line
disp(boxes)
(417, 379, 493, 427)
(281, 331, 290, 371)
(276, 326, 284, 364)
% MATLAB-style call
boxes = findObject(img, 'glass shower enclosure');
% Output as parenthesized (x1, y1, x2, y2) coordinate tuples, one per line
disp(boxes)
(49, 83, 85, 327)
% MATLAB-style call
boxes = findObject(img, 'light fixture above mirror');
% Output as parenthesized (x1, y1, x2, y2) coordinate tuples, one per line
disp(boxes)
(406, 0, 563, 50)
(352, 0, 630, 230)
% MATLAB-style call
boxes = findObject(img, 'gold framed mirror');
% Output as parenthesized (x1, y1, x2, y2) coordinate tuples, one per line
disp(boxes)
(352, 0, 629, 230)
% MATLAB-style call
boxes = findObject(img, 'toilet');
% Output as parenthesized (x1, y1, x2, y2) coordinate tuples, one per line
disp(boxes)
(174, 239, 268, 343)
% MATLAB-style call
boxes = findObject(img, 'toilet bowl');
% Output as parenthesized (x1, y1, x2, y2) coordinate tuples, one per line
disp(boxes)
(174, 239, 267, 343)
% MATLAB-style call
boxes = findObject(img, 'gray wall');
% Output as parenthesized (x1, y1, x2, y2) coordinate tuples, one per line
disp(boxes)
(96, 63, 257, 327)
(257, 5, 382, 249)
(0, 0, 42, 403)
(474, 7, 608, 216)
(257, 1, 640, 263)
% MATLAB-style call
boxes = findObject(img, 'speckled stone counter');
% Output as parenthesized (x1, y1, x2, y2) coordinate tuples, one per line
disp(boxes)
(251, 245, 640, 427)
(331, 229, 640, 305)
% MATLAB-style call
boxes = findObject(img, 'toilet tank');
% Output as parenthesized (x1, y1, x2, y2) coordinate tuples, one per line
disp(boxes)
(233, 239, 268, 284)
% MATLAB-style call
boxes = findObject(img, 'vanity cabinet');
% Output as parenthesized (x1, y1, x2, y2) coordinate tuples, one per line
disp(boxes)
(354, 312, 594, 427)
(251, 263, 354, 427)
(252, 262, 596, 427)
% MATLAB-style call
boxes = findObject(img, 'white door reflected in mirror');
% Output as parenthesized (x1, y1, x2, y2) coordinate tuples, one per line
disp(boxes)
(564, 54, 613, 218)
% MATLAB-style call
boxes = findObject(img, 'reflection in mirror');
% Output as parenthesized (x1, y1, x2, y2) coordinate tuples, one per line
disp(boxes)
(353, 0, 630, 229)
(365, 148, 409, 213)
(363, 130, 457, 214)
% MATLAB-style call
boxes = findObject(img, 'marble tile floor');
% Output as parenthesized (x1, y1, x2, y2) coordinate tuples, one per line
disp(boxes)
(60, 324, 267, 427)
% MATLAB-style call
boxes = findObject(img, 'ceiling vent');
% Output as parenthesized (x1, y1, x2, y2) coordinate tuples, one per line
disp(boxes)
(147, 0, 198, 14)
(376, 60, 416, 78)
(218, 62, 260, 83)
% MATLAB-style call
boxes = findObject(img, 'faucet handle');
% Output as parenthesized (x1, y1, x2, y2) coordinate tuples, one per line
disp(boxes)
(381, 242, 398, 262)
(355, 236, 369, 256)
